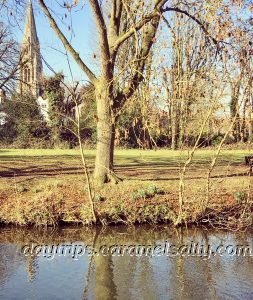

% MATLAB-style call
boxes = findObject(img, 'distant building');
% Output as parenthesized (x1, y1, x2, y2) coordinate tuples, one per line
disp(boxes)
(19, 0, 49, 121)
(19, 0, 43, 98)
(0, 112, 7, 126)
(37, 96, 49, 122)
(0, 89, 7, 125)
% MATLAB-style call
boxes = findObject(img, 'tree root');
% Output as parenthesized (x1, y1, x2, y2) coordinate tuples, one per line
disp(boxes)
(108, 171, 124, 184)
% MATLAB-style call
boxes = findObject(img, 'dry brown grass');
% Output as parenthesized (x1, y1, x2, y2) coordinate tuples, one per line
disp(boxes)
(0, 149, 252, 228)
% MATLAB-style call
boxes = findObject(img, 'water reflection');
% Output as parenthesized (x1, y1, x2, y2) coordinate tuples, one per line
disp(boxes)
(0, 226, 252, 300)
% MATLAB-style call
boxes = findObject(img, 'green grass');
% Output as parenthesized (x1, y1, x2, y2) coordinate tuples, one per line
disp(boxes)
(0, 147, 250, 200)
(0, 147, 250, 163)
(0, 148, 250, 183)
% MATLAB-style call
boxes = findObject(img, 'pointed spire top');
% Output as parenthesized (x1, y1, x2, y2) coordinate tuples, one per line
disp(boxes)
(22, 0, 39, 45)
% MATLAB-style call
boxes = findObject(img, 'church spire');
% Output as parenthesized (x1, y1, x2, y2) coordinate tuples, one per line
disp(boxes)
(22, 0, 39, 46)
(19, 0, 43, 98)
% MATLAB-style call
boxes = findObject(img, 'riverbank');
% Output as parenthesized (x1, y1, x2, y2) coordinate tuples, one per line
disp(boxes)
(0, 149, 252, 229)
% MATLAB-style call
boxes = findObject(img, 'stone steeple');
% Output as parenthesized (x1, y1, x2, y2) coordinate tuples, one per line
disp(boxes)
(19, 0, 43, 97)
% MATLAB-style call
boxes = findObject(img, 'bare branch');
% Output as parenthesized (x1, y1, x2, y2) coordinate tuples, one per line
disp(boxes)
(162, 7, 219, 46)
(89, 0, 111, 79)
(37, 0, 97, 83)
(115, 17, 160, 109)
(111, 0, 168, 52)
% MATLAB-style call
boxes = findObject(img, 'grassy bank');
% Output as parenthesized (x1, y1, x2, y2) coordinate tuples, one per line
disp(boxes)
(0, 149, 252, 229)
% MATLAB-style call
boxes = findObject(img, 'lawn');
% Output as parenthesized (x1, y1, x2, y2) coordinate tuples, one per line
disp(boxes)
(0, 148, 252, 227)
(0, 148, 250, 179)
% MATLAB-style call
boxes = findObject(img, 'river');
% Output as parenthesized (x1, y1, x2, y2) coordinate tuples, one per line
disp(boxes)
(0, 225, 252, 300)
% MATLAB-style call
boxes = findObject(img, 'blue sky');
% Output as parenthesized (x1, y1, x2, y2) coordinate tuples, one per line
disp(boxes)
(11, 0, 98, 84)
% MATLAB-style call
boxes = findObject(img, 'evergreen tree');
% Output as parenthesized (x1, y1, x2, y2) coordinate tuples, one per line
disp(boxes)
(0, 93, 46, 147)
(42, 73, 65, 146)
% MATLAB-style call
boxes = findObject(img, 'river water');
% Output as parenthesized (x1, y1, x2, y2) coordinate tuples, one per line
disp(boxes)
(0, 225, 252, 300)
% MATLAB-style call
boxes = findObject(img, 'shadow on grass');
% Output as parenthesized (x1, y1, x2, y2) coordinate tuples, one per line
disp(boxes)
(125, 172, 248, 181)
(0, 151, 247, 181)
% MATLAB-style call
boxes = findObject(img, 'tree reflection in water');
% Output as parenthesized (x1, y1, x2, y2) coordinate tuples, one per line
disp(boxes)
(0, 226, 253, 299)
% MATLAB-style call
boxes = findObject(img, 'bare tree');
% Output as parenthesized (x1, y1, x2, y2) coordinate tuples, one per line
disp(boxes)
(4, 0, 247, 185)
(0, 22, 19, 93)
(36, 0, 226, 184)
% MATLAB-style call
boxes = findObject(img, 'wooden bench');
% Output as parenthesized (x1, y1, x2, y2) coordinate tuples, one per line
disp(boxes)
(245, 155, 253, 175)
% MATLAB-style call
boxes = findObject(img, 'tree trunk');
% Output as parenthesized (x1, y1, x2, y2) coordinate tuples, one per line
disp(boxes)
(249, 101, 253, 143)
(247, 92, 253, 143)
(171, 102, 179, 150)
(230, 83, 241, 143)
(110, 122, 116, 170)
(94, 86, 113, 185)
(241, 97, 247, 142)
